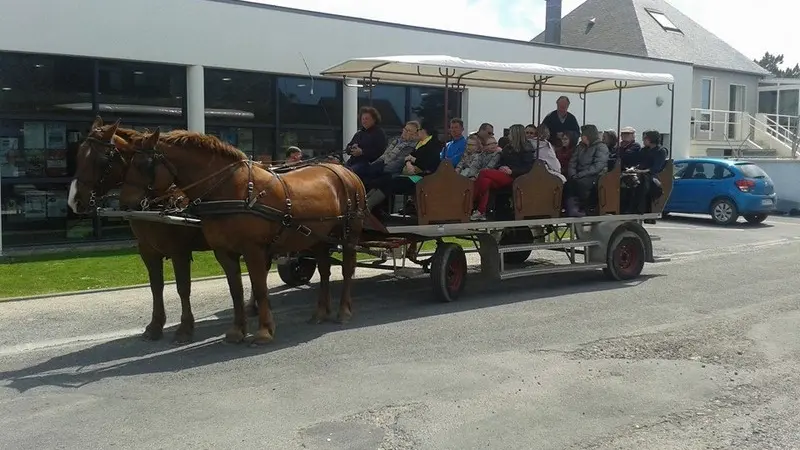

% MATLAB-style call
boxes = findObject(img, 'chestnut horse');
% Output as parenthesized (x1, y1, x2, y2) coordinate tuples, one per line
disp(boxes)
(119, 128, 365, 345)
(68, 118, 251, 343)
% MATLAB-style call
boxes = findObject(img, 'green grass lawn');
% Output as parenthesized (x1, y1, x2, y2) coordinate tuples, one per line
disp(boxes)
(0, 237, 476, 300)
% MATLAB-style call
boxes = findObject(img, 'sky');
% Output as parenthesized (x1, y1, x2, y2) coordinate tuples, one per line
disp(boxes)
(249, 0, 799, 69)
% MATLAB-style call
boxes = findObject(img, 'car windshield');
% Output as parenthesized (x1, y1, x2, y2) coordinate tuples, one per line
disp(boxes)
(735, 163, 768, 179)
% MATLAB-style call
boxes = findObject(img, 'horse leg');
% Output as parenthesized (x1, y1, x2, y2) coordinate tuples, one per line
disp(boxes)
(245, 248, 269, 317)
(170, 253, 195, 344)
(140, 249, 166, 341)
(337, 245, 357, 324)
(242, 247, 275, 345)
(309, 244, 332, 324)
(214, 249, 247, 343)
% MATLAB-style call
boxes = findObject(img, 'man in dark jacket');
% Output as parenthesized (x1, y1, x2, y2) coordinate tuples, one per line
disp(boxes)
(620, 129, 668, 214)
(541, 96, 581, 145)
(618, 126, 642, 170)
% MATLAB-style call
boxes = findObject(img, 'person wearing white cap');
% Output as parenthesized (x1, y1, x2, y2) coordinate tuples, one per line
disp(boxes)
(618, 126, 642, 170)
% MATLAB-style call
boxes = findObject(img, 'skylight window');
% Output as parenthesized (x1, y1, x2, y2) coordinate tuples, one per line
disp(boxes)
(645, 8, 681, 32)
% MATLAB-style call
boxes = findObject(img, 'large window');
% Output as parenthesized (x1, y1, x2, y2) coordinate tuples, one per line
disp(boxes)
(357, 84, 407, 133)
(0, 51, 188, 249)
(356, 83, 463, 141)
(759, 91, 778, 114)
(278, 76, 341, 127)
(205, 68, 275, 126)
(96, 60, 185, 127)
(0, 53, 95, 118)
(778, 89, 799, 116)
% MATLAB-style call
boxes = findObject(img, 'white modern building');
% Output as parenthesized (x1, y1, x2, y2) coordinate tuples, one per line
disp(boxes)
(0, 0, 691, 253)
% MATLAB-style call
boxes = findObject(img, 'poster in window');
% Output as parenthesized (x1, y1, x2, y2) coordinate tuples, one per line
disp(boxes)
(23, 122, 46, 150)
(24, 190, 48, 220)
(45, 123, 67, 149)
(0, 137, 21, 178)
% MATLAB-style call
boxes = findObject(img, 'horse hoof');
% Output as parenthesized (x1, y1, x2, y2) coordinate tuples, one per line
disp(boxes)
(335, 312, 352, 325)
(141, 326, 164, 341)
(251, 329, 274, 346)
(307, 311, 330, 324)
(224, 328, 245, 344)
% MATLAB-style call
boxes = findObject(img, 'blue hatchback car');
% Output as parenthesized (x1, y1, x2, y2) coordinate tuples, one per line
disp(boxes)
(664, 158, 777, 225)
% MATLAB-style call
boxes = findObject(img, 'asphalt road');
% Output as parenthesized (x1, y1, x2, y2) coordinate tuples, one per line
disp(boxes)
(1, 214, 800, 450)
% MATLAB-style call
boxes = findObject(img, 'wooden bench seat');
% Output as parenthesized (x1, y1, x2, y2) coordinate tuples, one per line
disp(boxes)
(415, 160, 474, 225)
(510, 160, 564, 220)
(651, 159, 674, 214)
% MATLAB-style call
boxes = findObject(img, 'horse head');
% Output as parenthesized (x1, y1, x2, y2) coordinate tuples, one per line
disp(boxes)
(68, 116, 135, 214)
(119, 128, 180, 211)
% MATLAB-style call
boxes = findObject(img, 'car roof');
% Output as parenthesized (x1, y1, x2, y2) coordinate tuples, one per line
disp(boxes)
(674, 158, 754, 167)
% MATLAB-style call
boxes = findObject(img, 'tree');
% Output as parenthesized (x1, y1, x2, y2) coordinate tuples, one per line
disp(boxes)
(754, 52, 800, 78)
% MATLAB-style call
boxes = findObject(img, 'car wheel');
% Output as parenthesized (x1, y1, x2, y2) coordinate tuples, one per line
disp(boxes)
(744, 214, 768, 224)
(710, 198, 738, 226)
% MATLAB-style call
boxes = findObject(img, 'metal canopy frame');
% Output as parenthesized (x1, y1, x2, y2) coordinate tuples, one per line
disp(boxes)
(323, 54, 676, 156)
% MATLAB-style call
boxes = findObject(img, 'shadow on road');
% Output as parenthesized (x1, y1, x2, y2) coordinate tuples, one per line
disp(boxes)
(662, 214, 773, 230)
(0, 269, 662, 392)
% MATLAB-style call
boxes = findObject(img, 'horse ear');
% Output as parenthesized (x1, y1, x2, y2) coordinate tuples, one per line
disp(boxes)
(144, 128, 161, 148)
(101, 120, 120, 141)
(91, 116, 103, 129)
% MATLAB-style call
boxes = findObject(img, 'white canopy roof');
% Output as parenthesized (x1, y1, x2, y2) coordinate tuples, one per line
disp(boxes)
(320, 55, 674, 93)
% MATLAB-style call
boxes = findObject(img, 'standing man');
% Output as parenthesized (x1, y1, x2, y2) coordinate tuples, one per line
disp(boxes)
(541, 96, 581, 144)
(441, 118, 467, 168)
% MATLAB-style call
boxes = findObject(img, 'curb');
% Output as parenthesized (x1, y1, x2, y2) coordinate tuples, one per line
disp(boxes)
(0, 272, 250, 303)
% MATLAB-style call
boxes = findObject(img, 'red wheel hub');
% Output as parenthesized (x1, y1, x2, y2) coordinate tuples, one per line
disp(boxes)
(446, 257, 466, 292)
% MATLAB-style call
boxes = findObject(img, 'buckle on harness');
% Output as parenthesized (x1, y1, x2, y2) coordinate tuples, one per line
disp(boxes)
(281, 214, 292, 227)
(297, 225, 312, 237)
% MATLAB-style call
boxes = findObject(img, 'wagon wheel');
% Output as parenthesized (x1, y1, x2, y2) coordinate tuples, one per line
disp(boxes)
(430, 243, 467, 302)
(499, 227, 534, 265)
(603, 231, 645, 281)
(277, 254, 317, 287)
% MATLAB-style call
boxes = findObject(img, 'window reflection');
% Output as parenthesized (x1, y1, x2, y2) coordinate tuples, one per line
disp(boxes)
(357, 84, 406, 130)
(205, 69, 275, 124)
(277, 76, 341, 126)
(279, 128, 340, 160)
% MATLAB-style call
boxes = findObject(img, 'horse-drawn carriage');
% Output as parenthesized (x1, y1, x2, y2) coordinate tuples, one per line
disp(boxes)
(70, 55, 676, 345)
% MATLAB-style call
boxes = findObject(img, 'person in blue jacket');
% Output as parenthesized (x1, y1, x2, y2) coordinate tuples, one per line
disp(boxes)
(441, 118, 466, 168)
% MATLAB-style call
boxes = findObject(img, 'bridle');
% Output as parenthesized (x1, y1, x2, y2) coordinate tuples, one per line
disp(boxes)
(76, 135, 127, 209)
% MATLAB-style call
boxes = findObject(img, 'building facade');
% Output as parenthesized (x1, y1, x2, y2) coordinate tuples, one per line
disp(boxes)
(0, 0, 692, 254)
(533, 0, 772, 157)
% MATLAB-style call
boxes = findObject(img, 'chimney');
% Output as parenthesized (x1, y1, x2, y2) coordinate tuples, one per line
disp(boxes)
(544, 0, 562, 45)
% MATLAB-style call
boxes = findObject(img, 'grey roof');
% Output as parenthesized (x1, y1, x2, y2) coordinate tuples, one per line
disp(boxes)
(531, 0, 769, 76)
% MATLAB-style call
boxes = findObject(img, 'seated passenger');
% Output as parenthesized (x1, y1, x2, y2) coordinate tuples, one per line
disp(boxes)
(620, 129, 668, 214)
(364, 122, 442, 212)
(525, 124, 537, 140)
(603, 129, 619, 171)
(617, 126, 642, 170)
(564, 124, 610, 217)
(530, 123, 566, 182)
(286, 146, 303, 163)
(361, 121, 419, 186)
(555, 131, 576, 178)
(470, 124, 535, 221)
(441, 118, 467, 168)
(345, 106, 388, 179)
(456, 124, 502, 180)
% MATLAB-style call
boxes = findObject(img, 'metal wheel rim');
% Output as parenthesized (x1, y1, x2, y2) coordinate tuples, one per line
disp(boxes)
(446, 256, 466, 293)
(293, 258, 316, 282)
(713, 202, 732, 222)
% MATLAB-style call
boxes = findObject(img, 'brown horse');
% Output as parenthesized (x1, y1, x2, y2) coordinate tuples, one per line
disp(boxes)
(68, 118, 248, 344)
(118, 128, 365, 345)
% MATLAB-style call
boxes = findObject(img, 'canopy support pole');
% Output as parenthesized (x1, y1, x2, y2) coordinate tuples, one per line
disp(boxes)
(534, 76, 547, 125)
(527, 83, 542, 125)
(614, 81, 628, 137)
(579, 90, 587, 127)
(667, 84, 675, 159)
(439, 67, 457, 136)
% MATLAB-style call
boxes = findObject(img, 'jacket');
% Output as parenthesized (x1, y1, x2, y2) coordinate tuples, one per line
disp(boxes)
(408, 136, 442, 174)
(457, 134, 501, 179)
(497, 141, 535, 178)
(374, 137, 416, 174)
(346, 125, 387, 166)
(636, 145, 668, 174)
(541, 110, 581, 137)
(531, 139, 566, 182)
(618, 141, 643, 170)
(568, 139, 609, 179)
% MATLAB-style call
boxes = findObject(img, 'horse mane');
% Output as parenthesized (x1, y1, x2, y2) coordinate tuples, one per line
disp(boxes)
(159, 130, 248, 161)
